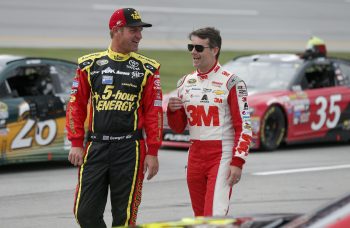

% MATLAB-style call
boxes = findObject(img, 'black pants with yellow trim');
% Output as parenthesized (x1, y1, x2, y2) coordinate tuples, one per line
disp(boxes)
(73, 140, 145, 228)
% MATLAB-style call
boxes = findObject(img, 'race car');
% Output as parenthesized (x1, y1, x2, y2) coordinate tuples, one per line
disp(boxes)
(0, 55, 77, 165)
(162, 54, 350, 151)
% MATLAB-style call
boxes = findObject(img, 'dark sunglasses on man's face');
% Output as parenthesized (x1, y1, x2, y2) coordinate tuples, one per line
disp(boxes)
(188, 44, 210, 52)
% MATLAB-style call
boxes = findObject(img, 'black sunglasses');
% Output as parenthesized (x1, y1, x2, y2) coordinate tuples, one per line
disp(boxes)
(187, 44, 210, 52)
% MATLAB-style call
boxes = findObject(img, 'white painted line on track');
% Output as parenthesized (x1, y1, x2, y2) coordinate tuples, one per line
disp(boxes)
(253, 164, 350, 176)
(93, 4, 259, 16)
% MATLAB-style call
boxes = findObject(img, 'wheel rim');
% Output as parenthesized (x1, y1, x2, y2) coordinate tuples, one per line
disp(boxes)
(265, 115, 280, 144)
(261, 107, 285, 150)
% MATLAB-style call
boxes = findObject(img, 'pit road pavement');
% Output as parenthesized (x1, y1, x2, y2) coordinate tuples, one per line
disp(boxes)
(1, 143, 350, 227)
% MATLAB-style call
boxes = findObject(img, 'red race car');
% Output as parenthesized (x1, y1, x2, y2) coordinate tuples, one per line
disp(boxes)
(162, 54, 350, 151)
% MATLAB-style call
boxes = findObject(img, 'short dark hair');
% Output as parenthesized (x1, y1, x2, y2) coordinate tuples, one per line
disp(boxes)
(188, 27, 222, 59)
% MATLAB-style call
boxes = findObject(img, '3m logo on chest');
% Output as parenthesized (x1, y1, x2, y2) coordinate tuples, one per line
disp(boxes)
(187, 105, 219, 126)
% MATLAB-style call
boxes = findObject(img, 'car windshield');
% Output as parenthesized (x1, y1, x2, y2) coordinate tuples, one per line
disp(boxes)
(223, 56, 302, 92)
(0, 58, 76, 98)
(50, 62, 77, 94)
(0, 60, 7, 72)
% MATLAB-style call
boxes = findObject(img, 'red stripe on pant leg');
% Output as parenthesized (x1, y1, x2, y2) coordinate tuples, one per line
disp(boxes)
(226, 188, 233, 215)
(204, 162, 220, 216)
(129, 140, 145, 225)
(187, 165, 206, 216)
(187, 142, 206, 216)
(201, 140, 222, 216)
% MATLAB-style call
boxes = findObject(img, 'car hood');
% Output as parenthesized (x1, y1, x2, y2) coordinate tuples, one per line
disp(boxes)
(137, 213, 301, 227)
(247, 89, 291, 107)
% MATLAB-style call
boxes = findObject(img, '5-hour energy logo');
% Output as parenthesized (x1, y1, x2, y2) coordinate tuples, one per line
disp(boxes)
(93, 85, 137, 112)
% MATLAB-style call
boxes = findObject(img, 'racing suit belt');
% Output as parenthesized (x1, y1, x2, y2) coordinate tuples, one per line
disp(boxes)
(87, 130, 143, 142)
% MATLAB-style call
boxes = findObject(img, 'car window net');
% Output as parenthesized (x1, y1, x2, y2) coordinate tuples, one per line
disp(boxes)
(7, 65, 54, 97)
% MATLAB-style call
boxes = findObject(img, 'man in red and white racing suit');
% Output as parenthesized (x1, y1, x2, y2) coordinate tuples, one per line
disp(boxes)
(167, 27, 252, 216)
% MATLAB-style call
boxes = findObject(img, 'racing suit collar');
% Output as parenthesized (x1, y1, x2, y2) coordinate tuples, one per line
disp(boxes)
(107, 46, 132, 61)
(197, 61, 220, 80)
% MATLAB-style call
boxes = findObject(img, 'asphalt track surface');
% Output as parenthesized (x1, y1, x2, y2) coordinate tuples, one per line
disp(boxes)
(1, 0, 350, 51)
(0, 142, 350, 227)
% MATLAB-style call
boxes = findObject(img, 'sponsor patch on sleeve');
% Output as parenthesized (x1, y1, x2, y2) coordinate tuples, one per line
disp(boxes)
(177, 75, 187, 88)
(72, 80, 79, 88)
(154, 78, 161, 87)
(70, 89, 78, 95)
(154, 100, 162, 107)
(236, 81, 248, 97)
(227, 74, 241, 90)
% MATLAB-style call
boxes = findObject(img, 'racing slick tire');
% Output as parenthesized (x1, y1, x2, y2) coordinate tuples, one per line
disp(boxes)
(260, 106, 286, 151)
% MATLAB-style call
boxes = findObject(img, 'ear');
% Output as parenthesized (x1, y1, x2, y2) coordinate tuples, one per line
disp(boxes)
(212, 47, 219, 56)
(112, 26, 124, 34)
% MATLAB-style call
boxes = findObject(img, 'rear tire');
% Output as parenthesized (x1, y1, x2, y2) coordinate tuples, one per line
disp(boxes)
(260, 106, 286, 151)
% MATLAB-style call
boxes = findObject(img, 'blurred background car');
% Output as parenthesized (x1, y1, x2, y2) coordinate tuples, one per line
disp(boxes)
(162, 53, 350, 151)
(0, 55, 76, 165)
(137, 192, 350, 227)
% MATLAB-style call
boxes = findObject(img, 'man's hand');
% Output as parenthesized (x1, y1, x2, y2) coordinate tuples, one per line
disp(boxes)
(227, 165, 242, 187)
(68, 147, 84, 166)
(143, 155, 159, 180)
(168, 97, 183, 112)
